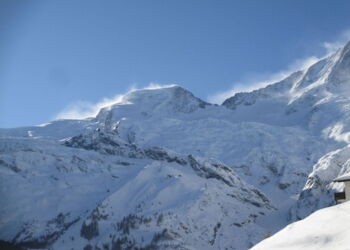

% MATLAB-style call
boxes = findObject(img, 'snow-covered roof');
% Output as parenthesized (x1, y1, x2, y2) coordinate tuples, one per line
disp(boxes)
(251, 202, 350, 250)
(334, 173, 350, 182)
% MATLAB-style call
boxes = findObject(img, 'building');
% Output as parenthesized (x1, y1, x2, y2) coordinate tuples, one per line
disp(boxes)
(333, 174, 350, 203)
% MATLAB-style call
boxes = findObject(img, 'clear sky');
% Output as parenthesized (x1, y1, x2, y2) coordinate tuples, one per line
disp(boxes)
(1, 0, 350, 128)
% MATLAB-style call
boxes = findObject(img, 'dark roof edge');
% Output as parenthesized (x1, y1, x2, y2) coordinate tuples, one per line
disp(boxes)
(334, 175, 350, 182)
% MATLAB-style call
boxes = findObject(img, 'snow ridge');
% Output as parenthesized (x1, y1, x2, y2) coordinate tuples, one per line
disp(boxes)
(2, 41, 350, 249)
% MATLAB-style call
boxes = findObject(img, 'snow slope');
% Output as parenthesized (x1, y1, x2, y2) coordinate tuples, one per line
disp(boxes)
(251, 201, 350, 250)
(2, 41, 350, 249)
(290, 145, 350, 220)
(0, 130, 273, 250)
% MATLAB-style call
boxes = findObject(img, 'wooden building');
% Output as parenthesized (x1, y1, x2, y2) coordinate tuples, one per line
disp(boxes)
(334, 174, 350, 203)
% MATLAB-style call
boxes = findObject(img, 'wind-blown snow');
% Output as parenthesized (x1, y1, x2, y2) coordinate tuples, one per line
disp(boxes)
(2, 41, 350, 249)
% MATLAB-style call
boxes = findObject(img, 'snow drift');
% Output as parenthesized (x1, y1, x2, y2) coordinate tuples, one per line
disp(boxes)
(251, 201, 350, 250)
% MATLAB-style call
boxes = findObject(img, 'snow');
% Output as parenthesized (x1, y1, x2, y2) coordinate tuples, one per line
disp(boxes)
(290, 145, 350, 220)
(251, 201, 350, 250)
(1, 40, 350, 249)
(334, 173, 350, 182)
(0, 134, 272, 249)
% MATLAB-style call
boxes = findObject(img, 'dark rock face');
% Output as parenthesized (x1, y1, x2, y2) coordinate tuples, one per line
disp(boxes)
(0, 159, 21, 173)
(117, 214, 152, 235)
(80, 207, 108, 240)
(222, 92, 258, 110)
(0, 240, 24, 250)
(187, 155, 235, 187)
(64, 129, 144, 158)
(80, 220, 99, 240)
(144, 147, 187, 165)
(12, 213, 80, 249)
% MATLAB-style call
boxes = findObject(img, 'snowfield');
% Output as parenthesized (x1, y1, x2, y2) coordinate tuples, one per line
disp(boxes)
(0, 134, 273, 249)
(1, 41, 350, 249)
(251, 201, 350, 250)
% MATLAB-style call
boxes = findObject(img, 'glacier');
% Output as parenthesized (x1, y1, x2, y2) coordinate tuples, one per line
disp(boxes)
(1, 41, 350, 249)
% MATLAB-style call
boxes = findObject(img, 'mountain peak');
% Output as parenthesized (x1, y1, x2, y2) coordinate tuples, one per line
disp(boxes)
(122, 85, 192, 102)
(343, 39, 350, 50)
(327, 40, 350, 87)
(117, 85, 209, 111)
(95, 85, 210, 123)
(222, 40, 350, 112)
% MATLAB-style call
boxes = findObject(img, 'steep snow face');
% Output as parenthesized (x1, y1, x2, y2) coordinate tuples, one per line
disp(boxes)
(222, 71, 306, 127)
(223, 41, 350, 141)
(290, 145, 350, 220)
(96, 86, 210, 123)
(251, 201, 350, 250)
(0, 132, 273, 250)
(328, 41, 350, 90)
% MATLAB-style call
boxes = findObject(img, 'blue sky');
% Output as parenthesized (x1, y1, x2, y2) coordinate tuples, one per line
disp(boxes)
(1, 0, 350, 128)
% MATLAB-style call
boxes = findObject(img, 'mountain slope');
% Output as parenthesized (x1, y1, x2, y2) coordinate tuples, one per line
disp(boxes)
(223, 41, 350, 139)
(2, 41, 350, 249)
(290, 145, 350, 220)
(0, 130, 272, 250)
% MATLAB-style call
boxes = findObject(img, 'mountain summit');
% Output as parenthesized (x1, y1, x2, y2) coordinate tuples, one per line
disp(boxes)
(96, 85, 210, 126)
(1, 41, 350, 249)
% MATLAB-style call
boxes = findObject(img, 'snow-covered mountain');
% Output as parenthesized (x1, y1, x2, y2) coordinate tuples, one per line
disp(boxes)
(289, 144, 350, 220)
(1, 41, 350, 249)
(1, 133, 273, 250)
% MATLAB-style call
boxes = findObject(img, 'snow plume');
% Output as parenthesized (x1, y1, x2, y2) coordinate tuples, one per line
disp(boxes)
(208, 56, 319, 104)
(141, 83, 178, 90)
(322, 29, 350, 54)
(54, 83, 177, 120)
(208, 29, 350, 104)
(54, 95, 125, 120)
